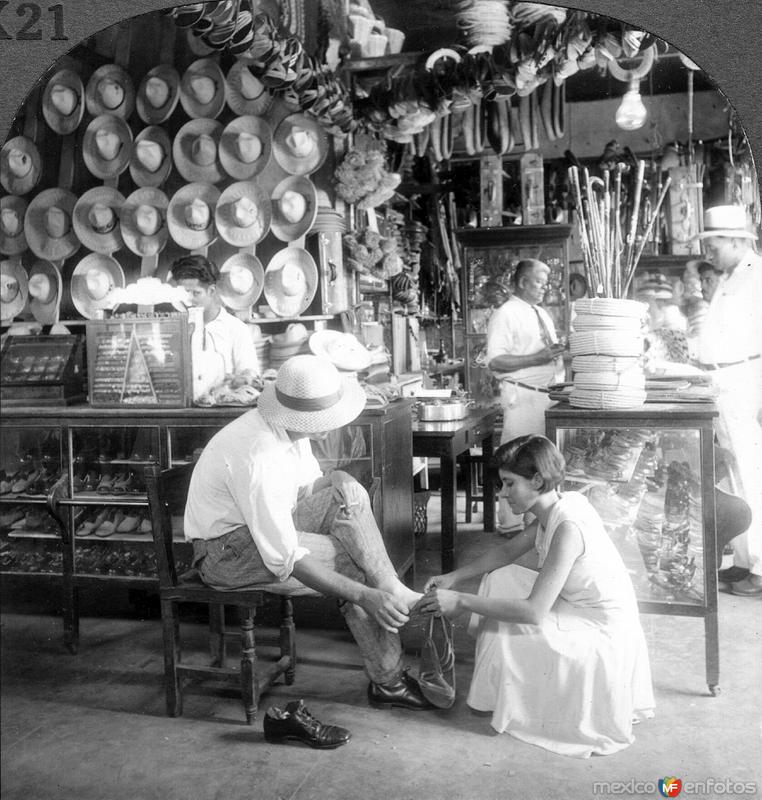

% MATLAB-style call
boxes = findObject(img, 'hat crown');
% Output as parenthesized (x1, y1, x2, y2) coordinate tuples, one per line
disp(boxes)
(88, 203, 117, 234)
(135, 139, 164, 172)
(7, 149, 32, 178)
(45, 207, 70, 238)
(231, 196, 258, 228)
(228, 263, 254, 294)
(236, 131, 262, 163)
(0, 273, 20, 303)
(85, 267, 111, 299)
(238, 67, 264, 100)
(191, 134, 217, 166)
(190, 74, 216, 104)
(28, 272, 55, 303)
(184, 198, 211, 230)
(280, 189, 306, 223)
(95, 128, 122, 161)
(703, 205, 750, 234)
(145, 76, 170, 109)
(285, 127, 315, 158)
(98, 77, 125, 110)
(281, 261, 306, 296)
(51, 84, 78, 116)
(135, 204, 161, 236)
(1, 207, 22, 236)
(274, 354, 342, 405)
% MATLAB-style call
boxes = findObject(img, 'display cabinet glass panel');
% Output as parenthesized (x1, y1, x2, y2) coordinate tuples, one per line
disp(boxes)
(166, 426, 221, 467)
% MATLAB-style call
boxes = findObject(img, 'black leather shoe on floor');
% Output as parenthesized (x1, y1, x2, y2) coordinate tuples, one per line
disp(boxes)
(368, 668, 434, 710)
(718, 566, 750, 583)
(263, 700, 350, 749)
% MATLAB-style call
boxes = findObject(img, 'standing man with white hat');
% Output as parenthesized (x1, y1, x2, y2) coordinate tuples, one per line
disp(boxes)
(696, 205, 762, 596)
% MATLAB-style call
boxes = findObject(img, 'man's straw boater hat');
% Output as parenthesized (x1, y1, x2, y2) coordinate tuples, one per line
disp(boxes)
(136, 64, 180, 124)
(1, 195, 29, 256)
(70, 252, 125, 319)
(696, 205, 758, 240)
(1, 136, 42, 196)
(120, 187, 169, 258)
(72, 186, 126, 254)
(180, 58, 226, 119)
(24, 187, 81, 262)
(42, 68, 85, 135)
(167, 182, 221, 250)
(82, 113, 133, 180)
(27, 259, 62, 325)
(215, 180, 271, 247)
(217, 251, 265, 310)
(129, 125, 173, 188)
(219, 114, 272, 179)
(0, 259, 28, 323)
(172, 117, 225, 184)
(272, 113, 328, 176)
(85, 63, 135, 119)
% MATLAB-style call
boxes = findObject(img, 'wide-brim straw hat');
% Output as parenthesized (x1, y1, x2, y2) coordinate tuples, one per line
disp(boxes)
(225, 60, 273, 116)
(85, 63, 135, 119)
(172, 117, 225, 184)
(72, 186, 126, 254)
(129, 125, 173, 188)
(215, 180, 271, 247)
(696, 204, 758, 240)
(180, 58, 226, 119)
(27, 259, 62, 325)
(167, 182, 220, 250)
(309, 329, 372, 372)
(119, 187, 169, 257)
(24, 187, 80, 261)
(136, 64, 180, 124)
(270, 175, 318, 242)
(573, 367, 645, 391)
(82, 113, 133, 180)
(42, 68, 85, 135)
(572, 313, 644, 332)
(0, 195, 28, 256)
(573, 297, 648, 319)
(218, 252, 264, 310)
(263, 246, 318, 317)
(219, 114, 272, 179)
(1, 136, 42, 196)
(569, 387, 647, 410)
(71, 252, 125, 319)
(571, 355, 642, 374)
(0, 259, 28, 323)
(256, 354, 367, 433)
(569, 330, 644, 358)
(272, 113, 328, 175)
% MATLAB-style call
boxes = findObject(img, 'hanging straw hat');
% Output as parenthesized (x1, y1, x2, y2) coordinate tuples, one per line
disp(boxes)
(172, 117, 225, 184)
(695, 205, 757, 240)
(263, 247, 318, 317)
(42, 68, 85, 135)
(82, 113, 133, 180)
(24, 188, 80, 261)
(1, 136, 42, 196)
(218, 252, 264, 310)
(272, 113, 328, 175)
(257, 354, 366, 433)
(0, 259, 28, 323)
(70, 252, 125, 319)
(225, 61, 273, 116)
(309, 329, 372, 372)
(167, 182, 220, 250)
(0, 195, 28, 256)
(270, 175, 318, 242)
(85, 63, 135, 119)
(120, 187, 169, 257)
(219, 114, 272, 179)
(129, 125, 173, 188)
(27, 260, 62, 325)
(215, 180, 271, 247)
(72, 186, 126, 254)
(136, 64, 180, 124)
(180, 58, 226, 119)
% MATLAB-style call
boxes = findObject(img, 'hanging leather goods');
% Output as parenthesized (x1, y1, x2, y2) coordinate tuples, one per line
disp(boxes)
(414, 124, 431, 158)
(440, 111, 454, 160)
(463, 102, 476, 156)
(519, 94, 533, 150)
(552, 79, 566, 140)
(540, 81, 556, 142)
(430, 115, 443, 163)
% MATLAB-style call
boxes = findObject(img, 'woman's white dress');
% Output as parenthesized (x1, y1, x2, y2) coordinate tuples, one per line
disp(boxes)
(467, 491, 655, 758)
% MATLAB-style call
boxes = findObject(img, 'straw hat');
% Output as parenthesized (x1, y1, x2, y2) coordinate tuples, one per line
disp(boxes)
(42, 68, 85, 135)
(129, 125, 172, 188)
(27, 260, 62, 325)
(120, 187, 169, 257)
(180, 58, 226, 119)
(24, 188, 80, 261)
(215, 181, 271, 247)
(218, 252, 264, 310)
(167, 182, 220, 250)
(309, 329, 372, 372)
(136, 64, 180, 124)
(263, 247, 318, 317)
(82, 113, 133, 180)
(70, 252, 125, 319)
(219, 115, 272, 179)
(696, 205, 757, 240)
(0, 195, 28, 256)
(72, 186, 126, 254)
(85, 63, 135, 119)
(0, 259, 28, 323)
(256, 354, 366, 433)
(225, 61, 273, 116)
(1, 136, 42, 196)
(272, 113, 328, 175)
(270, 175, 318, 242)
(172, 117, 225, 184)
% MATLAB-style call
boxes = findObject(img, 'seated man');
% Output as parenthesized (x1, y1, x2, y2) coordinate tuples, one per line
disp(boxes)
(184, 355, 432, 745)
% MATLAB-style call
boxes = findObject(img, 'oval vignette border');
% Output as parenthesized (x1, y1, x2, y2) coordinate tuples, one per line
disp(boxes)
(0, 0, 760, 190)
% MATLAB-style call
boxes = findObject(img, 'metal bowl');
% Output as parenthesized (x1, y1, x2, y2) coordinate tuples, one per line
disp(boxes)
(416, 399, 471, 421)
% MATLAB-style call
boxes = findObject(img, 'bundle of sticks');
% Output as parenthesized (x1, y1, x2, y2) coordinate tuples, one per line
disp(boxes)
(568, 162, 671, 299)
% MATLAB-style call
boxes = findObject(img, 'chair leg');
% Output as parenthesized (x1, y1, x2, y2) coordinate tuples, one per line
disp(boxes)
(162, 598, 182, 718)
(463, 458, 473, 523)
(238, 606, 258, 725)
(280, 596, 296, 685)
(208, 602, 226, 667)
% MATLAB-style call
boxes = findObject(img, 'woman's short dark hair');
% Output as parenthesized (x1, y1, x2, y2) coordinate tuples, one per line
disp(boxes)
(171, 254, 219, 286)
(491, 435, 565, 492)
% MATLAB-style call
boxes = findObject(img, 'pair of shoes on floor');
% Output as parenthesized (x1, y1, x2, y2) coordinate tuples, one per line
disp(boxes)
(730, 576, 762, 596)
(718, 565, 749, 583)
(367, 667, 434, 710)
(264, 699, 350, 749)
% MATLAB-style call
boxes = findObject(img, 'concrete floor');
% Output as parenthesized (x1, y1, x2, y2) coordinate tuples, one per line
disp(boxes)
(2, 493, 761, 800)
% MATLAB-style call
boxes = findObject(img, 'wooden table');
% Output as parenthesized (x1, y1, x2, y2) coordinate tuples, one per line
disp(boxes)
(412, 406, 499, 572)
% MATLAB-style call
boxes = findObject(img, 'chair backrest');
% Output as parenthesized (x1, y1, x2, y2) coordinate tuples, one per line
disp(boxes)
(145, 462, 195, 588)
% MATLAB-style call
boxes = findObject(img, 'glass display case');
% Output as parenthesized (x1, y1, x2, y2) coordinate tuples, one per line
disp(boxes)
(546, 402, 720, 695)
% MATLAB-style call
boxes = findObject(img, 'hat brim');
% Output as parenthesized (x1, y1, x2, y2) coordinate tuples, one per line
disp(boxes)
(215, 181, 272, 246)
(219, 114, 273, 179)
(0, 195, 28, 256)
(73, 186, 126, 255)
(120, 187, 170, 257)
(218, 252, 264, 310)
(172, 118, 225, 184)
(167, 182, 221, 250)
(309, 330, 372, 371)
(180, 58, 226, 119)
(1, 136, 42, 196)
(270, 176, 318, 242)
(695, 229, 757, 240)
(129, 125, 173, 188)
(136, 64, 180, 125)
(28, 260, 62, 325)
(23, 188, 81, 262)
(263, 248, 318, 317)
(71, 253, 125, 319)
(42, 69, 85, 135)
(85, 63, 135, 119)
(82, 114, 133, 180)
(272, 113, 328, 176)
(256, 373, 366, 433)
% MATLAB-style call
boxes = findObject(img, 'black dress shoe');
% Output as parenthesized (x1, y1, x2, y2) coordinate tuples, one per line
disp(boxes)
(718, 566, 750, 583)
(263, 700, 350, 749)
(368, 668, 434, 710)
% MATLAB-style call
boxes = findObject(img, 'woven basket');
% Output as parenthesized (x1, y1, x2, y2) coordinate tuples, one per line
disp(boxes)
(573, 368, 645, 391)
(572, 313, 644, 332)
(569, 387, 647, 409)
(574, 297, 648, 319)
(571, 355, 642, 373)
(413, 491, 430, 537)
(569, 330, 644, 357)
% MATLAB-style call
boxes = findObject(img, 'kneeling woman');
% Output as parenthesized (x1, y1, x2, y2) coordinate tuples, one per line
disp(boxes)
(419, 435, 654, 758)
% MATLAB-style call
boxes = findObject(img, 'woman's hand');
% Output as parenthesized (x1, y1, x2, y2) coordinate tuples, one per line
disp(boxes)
(417, 587, 462, 619)
(423, 572, 458, 593)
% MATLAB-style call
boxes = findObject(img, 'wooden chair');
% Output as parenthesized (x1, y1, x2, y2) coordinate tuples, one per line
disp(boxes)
(144, 462, 296, 724)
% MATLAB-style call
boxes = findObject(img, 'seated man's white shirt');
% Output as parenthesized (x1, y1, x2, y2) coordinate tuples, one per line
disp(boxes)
(204, 306, 260, 375)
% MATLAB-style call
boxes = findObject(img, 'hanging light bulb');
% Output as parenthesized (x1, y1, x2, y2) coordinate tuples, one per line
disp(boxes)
(616, 79, 648, 131)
